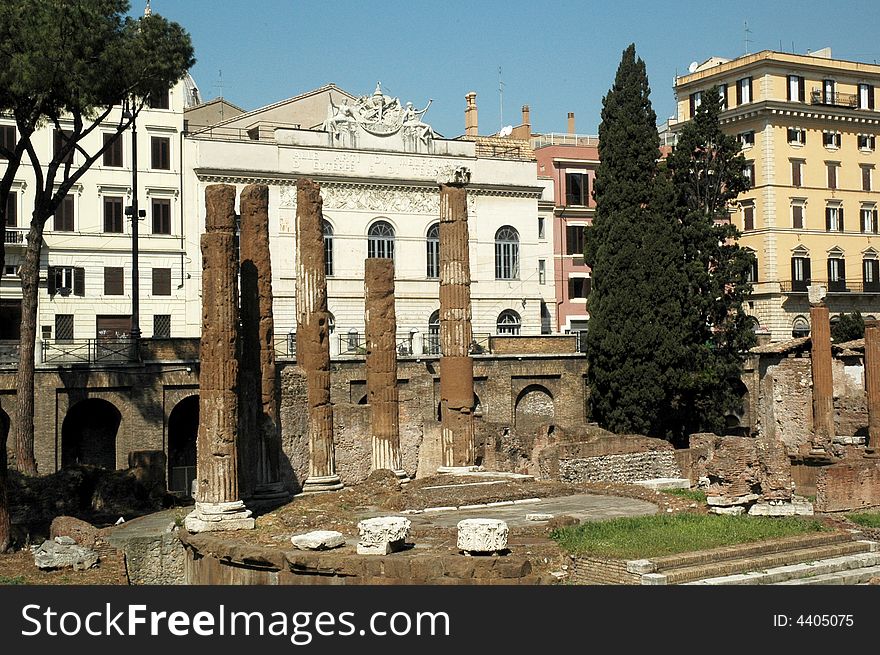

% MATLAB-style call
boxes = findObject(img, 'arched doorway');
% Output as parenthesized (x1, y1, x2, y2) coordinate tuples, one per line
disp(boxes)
(514, 385, 554, 432)
(168, 395, 198, 495)
(61, 398, 121, 470)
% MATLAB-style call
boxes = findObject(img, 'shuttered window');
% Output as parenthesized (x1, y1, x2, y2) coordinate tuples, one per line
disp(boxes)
(152, 268, 171, 296)
(104, 267, 124, 296)
(151, 136, 170, 170)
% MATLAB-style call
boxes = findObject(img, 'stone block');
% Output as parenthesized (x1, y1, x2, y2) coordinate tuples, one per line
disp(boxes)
(706, 493, 759, 507)
(33, 537, 99, 571)
(357, 516, 411, 555)
(626, 559, 656, 574)
(710, 506, 745, 515)
(525, 513, 554, 522)
(291, 530, 346, 551)
(748, 498, 814, 516)
(457, 518, 509, 555)
(633, 478, 691, 490)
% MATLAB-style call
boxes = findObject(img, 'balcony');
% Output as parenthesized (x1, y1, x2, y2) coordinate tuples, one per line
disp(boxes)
(780, 280, 880, 294)
(4, 228, 27, 249)
(810, 89, 858, 108)
(41, 338, 135, 364)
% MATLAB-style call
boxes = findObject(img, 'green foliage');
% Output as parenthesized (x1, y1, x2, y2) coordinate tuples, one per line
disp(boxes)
(550, 514, 827, 559)
(662, 488, 707, 503)
(584, 44, 691, 436)
(0, 575, 27, 585)
(845, 512, 880, 528)
(831, 312, 865, 343)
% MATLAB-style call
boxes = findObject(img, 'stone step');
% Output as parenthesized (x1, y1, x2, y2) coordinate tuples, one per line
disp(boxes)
(774, 564, 880, 585)
(661, 541, 877, 585)
(648, 531, 855, 572)
(682, 550, 880, 585)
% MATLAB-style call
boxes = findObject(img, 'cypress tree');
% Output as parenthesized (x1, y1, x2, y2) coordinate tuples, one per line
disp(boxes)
(585, 44, 690, 436)
(664, 85, 756, 440)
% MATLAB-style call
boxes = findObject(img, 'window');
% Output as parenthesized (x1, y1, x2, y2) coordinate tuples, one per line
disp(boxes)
(55, 314, 74, 341)
(153, 314, 171, 338)
(104, 196, 124, 233)
(367, 220, 395, 259)
(565, 172, 588, 206)
(736, 77, 752, 105)
(689, 91, 702, 118)
(743, 161, 755, 187)
(717, 84, 728, 110)
(858, 134, 876, 151)
(48, 266, 84, 296)
(862, 206, 879, 234)
(565, 225, 585, 256)
(54, 195, 75, 232)
(863, 165, 874, 192)
(496, 310, 521, 335)
(4, 265, 19, 277)
(859, 83, 875, 110)
(791, 159, 803, 187)
(787, 127, 806, 145)
(788, 75, 805, 102)
(538, 259, 546, 285)
(494, 226, 519, 279)
(568, 277, 591, 300)
(323, 219, 334, 277)
(864, 257, 880, 292)
(102, 133, 122, 167)
(792, 316, 810, 338)
(746, 257, 759, 284)
(426, 222, 439, 278)
(152, 268, 171, 296)
(823, 131, 842, 148)
(742, 203, 755, 231)
(5, 191, 16, 227)
(538, 216, 545, 239)
(53, 128, 73, 166)
(824, 79, 836, 104)
(147, 88, 170, 110)
(791, 254, 811, 292)
(826, 163, 839, 190)
(792, 203, 805, 229)
(826, 205, 844, 232)
(150, 136, 170, 170)
(738, 130, 755, 148)
(151, 198, 171, 234)
(104, 267, 124, 295)
(0, 125, 16, 158)
(827, 255, 846, 292)
(426, 310, 440, 355)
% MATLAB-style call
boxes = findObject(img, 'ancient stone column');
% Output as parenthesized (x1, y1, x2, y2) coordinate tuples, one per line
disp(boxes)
(239, 184, 288, 503)
(438, 167, 475, 469)
(865, 321, 880, 452)
(365, 258, 408, 481)
(809, 298, 834, 452)
(185, 184, 254, 532)
(295, 179, 343, 493)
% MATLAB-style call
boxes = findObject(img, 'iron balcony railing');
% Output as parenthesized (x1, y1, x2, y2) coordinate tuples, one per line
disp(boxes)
(810, 89, 859, 108)
(41, 338, 135, 364)
(780, 279, 880, 294)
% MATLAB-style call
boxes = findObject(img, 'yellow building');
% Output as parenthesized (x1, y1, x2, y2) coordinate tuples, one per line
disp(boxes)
(673, 48, 880, 341)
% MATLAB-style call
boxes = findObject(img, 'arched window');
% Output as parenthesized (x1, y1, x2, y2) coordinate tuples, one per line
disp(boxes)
(792, 315, 810, 338)
(323, 220, 334, 277)
(427, 310, 440, 354)
(426, 223, 439, 278)
(497, 309, 521, 335)
(368, 220, 395, 260)
(495, 226, 519, 280)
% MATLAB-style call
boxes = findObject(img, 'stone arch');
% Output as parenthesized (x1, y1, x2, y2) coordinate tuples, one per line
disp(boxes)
(167, 395, 198, 495)
(723, 378, 751, 436)
(61, 398, 121, 470)
(514, 385, 554, 431)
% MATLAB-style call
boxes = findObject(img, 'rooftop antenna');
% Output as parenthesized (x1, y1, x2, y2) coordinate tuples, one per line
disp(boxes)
(744, 21, 753, 55)
(216, 69, 224, 99)
(498, 65, 504, 130)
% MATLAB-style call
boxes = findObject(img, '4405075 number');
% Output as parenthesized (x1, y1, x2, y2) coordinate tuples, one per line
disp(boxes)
(774, 614, 854, 627)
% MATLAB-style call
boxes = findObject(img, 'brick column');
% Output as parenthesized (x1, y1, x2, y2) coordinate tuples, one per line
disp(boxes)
(295, 179, 343, 493)
(438, 168, 475, 469)
(865, 321, 880, 453)
(185, 184, 254, 532)
(365, 258, 408, 481)
(810, 303, 834, 452)
(239, 184, 288, 503)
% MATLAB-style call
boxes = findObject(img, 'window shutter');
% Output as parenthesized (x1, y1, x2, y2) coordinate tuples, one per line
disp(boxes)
(827, 258, 833, 282)
(871, 85, 876, 110)
(47, 267, 56, 295)
(748, 77, 753, 102)
(104, 267, 123, 295)
(799, 76, 805, 102)
(840, 258, 847, 285)
(736, 81, 742, 105)
(152, 268, 171, 296)
(722, 84, 728, 109)
(802, 130, 806, 145)
(840, 207, 845, 231)
(873, 260, 880, 282)
(791, 257, 797, 282)
(73, 267, 85, 296)
(861, 210, 866, 233)
(804, 257, 811, 281)
(689, 94, 696, 118)
(787, 77, 792, 101)
(874, 209, 879, 234)
(826, 207, 832, 231)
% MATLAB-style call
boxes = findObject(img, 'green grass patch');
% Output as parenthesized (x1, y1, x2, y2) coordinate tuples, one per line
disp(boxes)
(550, 514, 828, 560)
(661, 488, 707, 503)
(846, 512, 880, 528)
(0, 575, 26, 585)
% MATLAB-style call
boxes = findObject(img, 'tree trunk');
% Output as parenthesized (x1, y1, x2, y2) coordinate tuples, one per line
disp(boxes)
(0, 424, 9, 552)
(13, 217, 46, 476)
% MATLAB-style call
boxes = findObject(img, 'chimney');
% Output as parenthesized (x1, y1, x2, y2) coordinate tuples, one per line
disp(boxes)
(521, 104, 530, 130)
(567, 112, 575, 135)
(465, 92, 478, 136)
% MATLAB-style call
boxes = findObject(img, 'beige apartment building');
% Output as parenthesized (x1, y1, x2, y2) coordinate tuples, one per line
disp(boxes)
(673, 48, 880, 341)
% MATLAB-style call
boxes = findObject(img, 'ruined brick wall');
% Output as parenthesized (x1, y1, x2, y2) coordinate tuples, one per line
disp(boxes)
(489, 336, 578, 355)
(139, 338, 200, 362)
(559, 451, 682, 484)
(815, 460, 880, 512)
(569, 557, 640, 585)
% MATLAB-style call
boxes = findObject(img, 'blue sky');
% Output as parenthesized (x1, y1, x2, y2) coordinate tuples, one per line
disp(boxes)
(142, 0, 880, 137)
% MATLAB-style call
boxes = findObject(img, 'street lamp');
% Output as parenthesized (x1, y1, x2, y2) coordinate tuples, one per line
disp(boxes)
(123, 99, 144, 347)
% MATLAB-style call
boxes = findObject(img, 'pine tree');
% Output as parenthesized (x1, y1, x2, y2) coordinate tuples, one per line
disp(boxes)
(584, 44, 690, 436)
(664, 84, 756, 440)
(831, 312, 864, 343)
